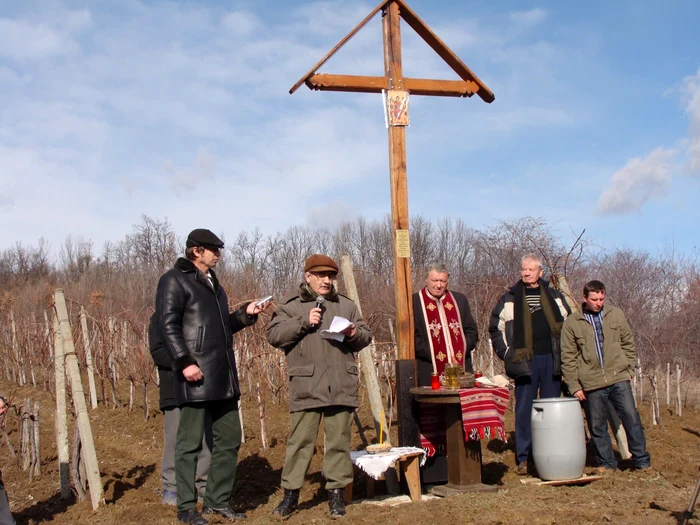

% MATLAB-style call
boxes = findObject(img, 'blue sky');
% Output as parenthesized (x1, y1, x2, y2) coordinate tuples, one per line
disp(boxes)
(1, 0, 698, 256)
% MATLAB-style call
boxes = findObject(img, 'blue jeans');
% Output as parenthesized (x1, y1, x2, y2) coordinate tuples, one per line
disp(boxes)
(585, 380, 651, 470)
(514, 353, 561, 464)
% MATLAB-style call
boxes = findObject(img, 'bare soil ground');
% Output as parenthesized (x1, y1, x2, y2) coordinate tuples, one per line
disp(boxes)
(1, 380, 699, 525)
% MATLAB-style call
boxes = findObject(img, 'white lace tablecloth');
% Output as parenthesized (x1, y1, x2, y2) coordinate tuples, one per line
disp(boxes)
(350, 447, 426, 480)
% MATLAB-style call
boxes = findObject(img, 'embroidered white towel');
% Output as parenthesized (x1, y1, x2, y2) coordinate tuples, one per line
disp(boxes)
(350, 447, 426, 480)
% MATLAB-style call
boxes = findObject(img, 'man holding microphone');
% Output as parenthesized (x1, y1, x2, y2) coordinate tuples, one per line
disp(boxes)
(266, 254, 373, 519)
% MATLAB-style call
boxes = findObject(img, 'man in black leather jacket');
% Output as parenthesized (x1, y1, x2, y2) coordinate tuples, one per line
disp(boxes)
(156, 228, 270, 525)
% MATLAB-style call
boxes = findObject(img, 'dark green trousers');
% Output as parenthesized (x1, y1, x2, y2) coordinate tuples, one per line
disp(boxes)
(281, 406, 353, 491)
(175, 398, 241, 512)
(0, 470, 13, 525)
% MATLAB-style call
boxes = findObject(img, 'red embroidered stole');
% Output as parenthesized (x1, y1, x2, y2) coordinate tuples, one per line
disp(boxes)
(418, 288, 467, 379)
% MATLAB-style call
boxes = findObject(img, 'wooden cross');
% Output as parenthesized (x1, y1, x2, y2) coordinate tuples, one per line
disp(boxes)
(291, 0, 493, 445)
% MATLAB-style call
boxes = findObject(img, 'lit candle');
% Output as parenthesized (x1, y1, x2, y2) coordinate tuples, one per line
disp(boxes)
(379, 410, 384, 445)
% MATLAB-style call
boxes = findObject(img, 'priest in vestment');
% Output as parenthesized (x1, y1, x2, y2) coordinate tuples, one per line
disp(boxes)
(412, 263, 479, 483)
(414, 264, 479, 387)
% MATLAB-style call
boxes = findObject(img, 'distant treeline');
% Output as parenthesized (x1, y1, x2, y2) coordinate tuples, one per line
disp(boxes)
(1, 214, 698, 402)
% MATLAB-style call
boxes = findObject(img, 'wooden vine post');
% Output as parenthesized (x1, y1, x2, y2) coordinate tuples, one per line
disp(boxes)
(32, 401, 41, 479)
(11, 310, 25, 386)
(79, 306, 99, 409)
(289, 0, 493, 445)
(53, 310, 71, 499)
(676, 364, 682, 417)
(54, 289, 105, 510)
(340, 256, 389, 443)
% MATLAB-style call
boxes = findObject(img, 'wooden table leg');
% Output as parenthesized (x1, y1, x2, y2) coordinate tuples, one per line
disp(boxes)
(445, 402, 482, 486)
(343, 482, 353, 504)
(366, 477, 375, 499)
(401, 456, 422, 502)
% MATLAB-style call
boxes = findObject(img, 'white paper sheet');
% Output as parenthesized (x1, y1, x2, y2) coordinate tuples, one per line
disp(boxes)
(319, 316, 353, 342)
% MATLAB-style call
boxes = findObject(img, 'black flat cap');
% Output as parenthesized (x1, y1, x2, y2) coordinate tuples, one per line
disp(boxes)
(186, 228, 224, 249)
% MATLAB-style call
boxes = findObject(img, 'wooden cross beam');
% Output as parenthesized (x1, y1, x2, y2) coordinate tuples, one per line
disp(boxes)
(290, 0, 493, 409)
(290, 0, 494, 103)
(305, 74, 480, 97)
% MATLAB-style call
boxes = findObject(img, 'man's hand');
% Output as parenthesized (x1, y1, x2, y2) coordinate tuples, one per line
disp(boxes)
(340, 323, 356, 339)
(182, 364, 203, 382)
(0, 398, 7, 416)
(573, 390, 586, 401)
(247, 299, 273, 316)
(309, 307, 322, 327)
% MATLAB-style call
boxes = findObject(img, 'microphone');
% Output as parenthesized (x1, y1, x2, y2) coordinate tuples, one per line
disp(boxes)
(311, 296, 325, 328)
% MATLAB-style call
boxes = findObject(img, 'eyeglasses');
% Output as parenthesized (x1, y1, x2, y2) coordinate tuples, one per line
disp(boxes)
(309, 271, 337, 280)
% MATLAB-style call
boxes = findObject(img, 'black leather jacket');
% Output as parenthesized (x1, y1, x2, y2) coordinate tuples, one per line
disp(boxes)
(148, 313, 176, 410)
(155, 258, 256, 405)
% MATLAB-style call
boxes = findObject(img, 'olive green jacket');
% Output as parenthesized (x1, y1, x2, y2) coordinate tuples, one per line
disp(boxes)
(561, 305, 636, 394)
(266, 287, 373, 413)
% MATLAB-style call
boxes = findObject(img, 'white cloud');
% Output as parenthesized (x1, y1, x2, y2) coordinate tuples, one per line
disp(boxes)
(680, 68, 700, 174)
(481, 106, 572, 133)
(0, 17, 80, 61)
(598, 148, 676, 214)
(597, 67, 700, 216)
(509, 8, 548, 28)
(1, 0, 691, 255)
(0, 185, 15, 211)
(163, 148, 217, 194)
(222, 11, 261, 37)
(686, 138, 700, 174)
(289, 1, 378, 40)
(60, 8, 92, 32)
(307, 201, 360, 231)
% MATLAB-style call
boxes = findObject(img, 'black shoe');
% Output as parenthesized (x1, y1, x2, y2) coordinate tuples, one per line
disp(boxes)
(328, 488, 346, 518)
(202, 506, 247, 520)
(177, 509, 208, 525)
(272, 489, 300, 518)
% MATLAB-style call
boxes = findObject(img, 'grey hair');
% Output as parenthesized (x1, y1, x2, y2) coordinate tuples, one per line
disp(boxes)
(425, 261, 450, 278)
(521, 253, 543, 269)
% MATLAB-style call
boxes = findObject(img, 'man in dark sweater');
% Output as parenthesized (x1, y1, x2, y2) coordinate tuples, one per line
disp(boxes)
(489, 254, 571, 475)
